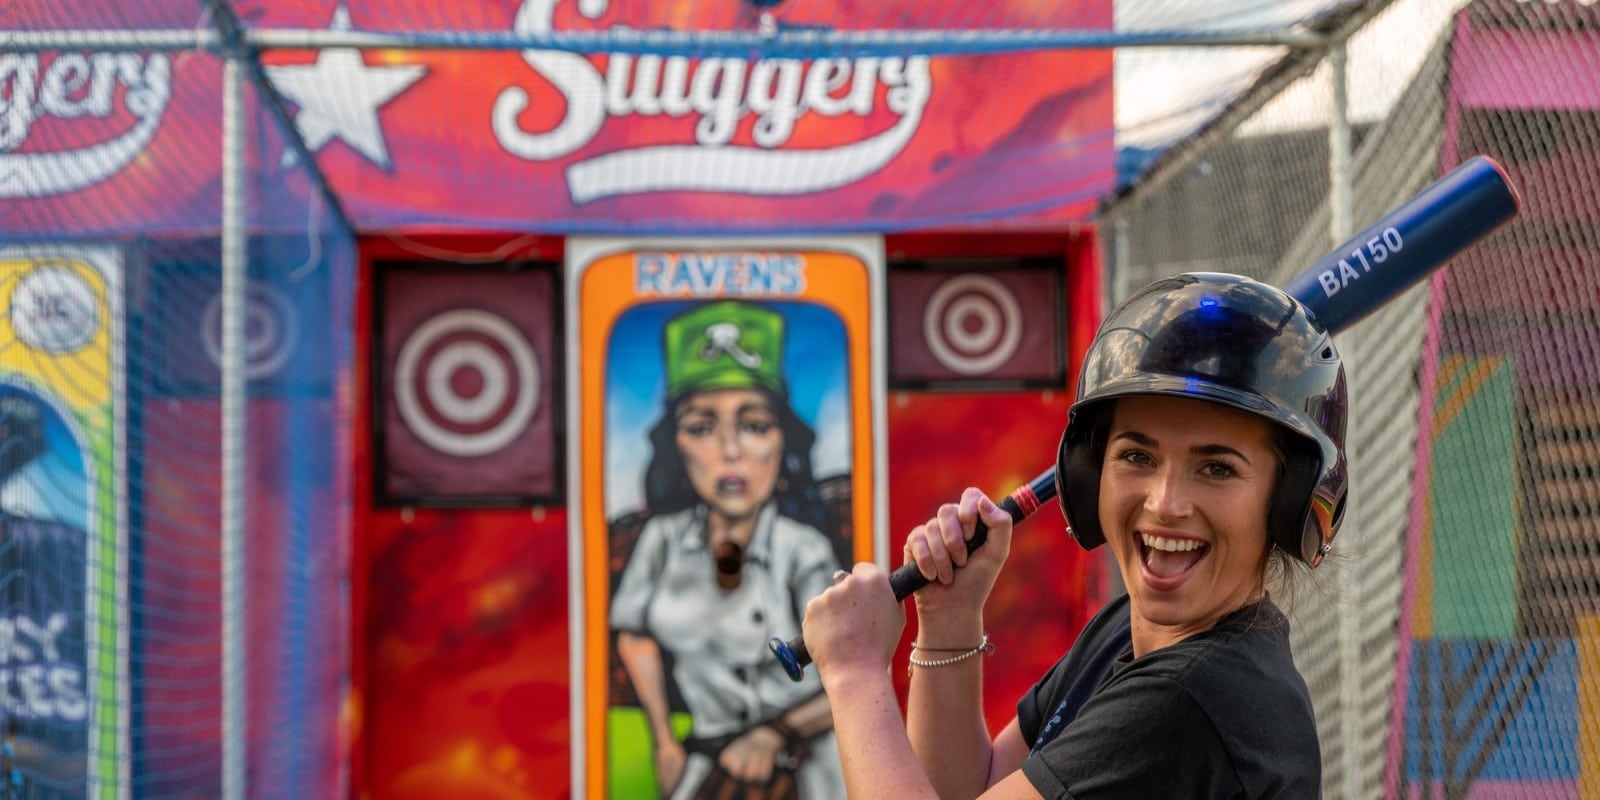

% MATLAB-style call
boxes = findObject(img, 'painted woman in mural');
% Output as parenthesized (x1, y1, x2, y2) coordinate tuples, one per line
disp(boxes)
(608, 300, 847, 799)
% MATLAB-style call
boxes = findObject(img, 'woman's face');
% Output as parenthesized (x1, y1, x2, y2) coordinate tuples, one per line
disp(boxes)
(674, 388, 784, 520)
(1099, 395, 1278, 647)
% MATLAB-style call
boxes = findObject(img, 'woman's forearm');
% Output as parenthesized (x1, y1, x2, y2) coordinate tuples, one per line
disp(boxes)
(822, 663, 941, 800)
(616, 631, 676, 742)
(906, 610, 994, 798)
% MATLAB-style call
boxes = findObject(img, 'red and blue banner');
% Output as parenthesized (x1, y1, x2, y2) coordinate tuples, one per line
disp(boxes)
(4, 0, 1114, 236)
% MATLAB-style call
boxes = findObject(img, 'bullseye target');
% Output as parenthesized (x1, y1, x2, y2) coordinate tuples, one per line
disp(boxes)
(392, 309, 539, 458)
(377, 265, 559, 503)
(922, 274, 1023, 375)
(201, 282, 298, 380)
(888, 262, 1062, 388)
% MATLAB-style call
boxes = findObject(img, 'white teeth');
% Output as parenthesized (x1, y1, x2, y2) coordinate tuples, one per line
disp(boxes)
(1141, 533, 1203, 552)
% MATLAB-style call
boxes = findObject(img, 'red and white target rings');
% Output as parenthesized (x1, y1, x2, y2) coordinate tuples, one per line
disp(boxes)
(922, 274, 1022, 376)
(393, 309, 539, 457)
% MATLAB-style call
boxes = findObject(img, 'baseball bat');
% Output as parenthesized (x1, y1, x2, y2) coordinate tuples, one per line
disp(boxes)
(771, 155, 1522, 681)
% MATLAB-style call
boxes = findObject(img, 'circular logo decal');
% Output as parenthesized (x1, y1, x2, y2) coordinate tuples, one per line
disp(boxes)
(10, 267, 99, 354)
(202, 283, 300, 380)
(393, 309, 539, 458)
(922, 274, 1022, 375)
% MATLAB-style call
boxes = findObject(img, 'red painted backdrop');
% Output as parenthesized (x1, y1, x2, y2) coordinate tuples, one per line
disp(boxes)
(352, 232, 1106, 799)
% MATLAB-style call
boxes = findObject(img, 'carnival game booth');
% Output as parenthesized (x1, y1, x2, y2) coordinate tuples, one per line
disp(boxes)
(6, 0, 1568, 798)
(348, 1, 1114, 786)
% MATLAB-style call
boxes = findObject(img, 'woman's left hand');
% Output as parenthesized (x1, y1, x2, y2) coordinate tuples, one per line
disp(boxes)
(802, 563, 904, 682)
(716, 724, 786, 784)
(903, 488, 1013, 618)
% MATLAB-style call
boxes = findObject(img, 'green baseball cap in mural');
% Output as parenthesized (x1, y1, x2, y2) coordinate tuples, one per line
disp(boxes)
(663, 301, 785, 401)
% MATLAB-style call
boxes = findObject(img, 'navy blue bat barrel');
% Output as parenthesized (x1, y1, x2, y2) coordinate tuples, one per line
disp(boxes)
(1283, 155, 1521, 332)
(770, 468, 1058, 681)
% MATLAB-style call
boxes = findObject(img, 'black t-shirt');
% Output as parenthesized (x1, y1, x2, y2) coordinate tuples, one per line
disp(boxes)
(1017, 594, 1321, 799)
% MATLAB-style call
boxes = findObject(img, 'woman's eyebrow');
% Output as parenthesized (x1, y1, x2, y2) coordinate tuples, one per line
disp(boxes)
(1111, 430, 1250, 462)
(674, 406, 716, 422)
(1109, 430, 1155, 446)
(1192, 443, 1250, 462)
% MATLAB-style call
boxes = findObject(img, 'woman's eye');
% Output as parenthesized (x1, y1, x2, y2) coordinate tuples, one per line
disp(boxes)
(680, 421, 713, 437)
(741, 420, 774, 435)
(1201, 461, 1238, 479)
(1113, 448, 1153, 466)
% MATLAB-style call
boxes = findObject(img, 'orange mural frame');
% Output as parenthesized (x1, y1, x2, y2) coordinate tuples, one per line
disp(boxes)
(565, 236, 886, 796)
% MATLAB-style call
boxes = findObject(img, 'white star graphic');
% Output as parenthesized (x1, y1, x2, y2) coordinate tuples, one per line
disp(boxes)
(265, 5, 426, 169)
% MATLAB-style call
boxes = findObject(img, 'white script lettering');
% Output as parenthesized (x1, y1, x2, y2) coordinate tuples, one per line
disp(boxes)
(0, 51, 172, 197)
(493, 0, 933, 202)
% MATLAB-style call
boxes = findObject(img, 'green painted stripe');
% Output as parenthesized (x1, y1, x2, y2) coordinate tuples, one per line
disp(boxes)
(1430, 356, 1520, 640)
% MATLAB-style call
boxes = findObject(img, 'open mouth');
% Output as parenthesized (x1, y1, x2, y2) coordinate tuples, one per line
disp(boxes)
(1139, 533, 1208, 582)
(716, 476, 747, 496)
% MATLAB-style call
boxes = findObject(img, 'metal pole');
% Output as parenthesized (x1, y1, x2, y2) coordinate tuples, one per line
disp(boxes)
(1329, 42, 1353, 245)
(0, 24, 1327, 55)
(1326, 37, 1359, 800)
(220, 54, 248, 800)
(1111, 215, 1130, 312)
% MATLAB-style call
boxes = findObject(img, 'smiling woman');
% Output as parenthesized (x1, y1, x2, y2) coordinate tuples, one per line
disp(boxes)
(800, 272, 1347, 799)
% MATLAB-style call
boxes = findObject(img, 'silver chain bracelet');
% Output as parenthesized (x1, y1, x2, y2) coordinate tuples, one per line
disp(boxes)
(907, 634, 993, 675)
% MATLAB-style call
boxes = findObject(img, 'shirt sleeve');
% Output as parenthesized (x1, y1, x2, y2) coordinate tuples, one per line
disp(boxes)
(1021, 673, 1240, 799)
(608, 520, 667, 634)
(1017, 656, 1070, 746)
(1015, 597, 1131, 750)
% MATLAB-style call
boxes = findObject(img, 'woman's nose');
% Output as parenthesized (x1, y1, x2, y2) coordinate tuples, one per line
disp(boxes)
(719, 424, 742, 459)
(1144, 468, 1192, 521)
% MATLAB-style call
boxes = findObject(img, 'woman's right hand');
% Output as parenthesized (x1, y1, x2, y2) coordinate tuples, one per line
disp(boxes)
(654, 738, 687, 797)
(902, 487, 1014, 616)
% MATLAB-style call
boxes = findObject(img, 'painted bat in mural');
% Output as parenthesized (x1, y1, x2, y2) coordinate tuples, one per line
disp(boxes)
(772, 154, 1524, 681)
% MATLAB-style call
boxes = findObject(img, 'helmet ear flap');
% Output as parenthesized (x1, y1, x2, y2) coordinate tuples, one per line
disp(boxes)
(1271, 434, 1344, 567)
(1298, 519, 1323, 568)
(1297, 474, 1346, 567)
(1056, 404, 1108, 551)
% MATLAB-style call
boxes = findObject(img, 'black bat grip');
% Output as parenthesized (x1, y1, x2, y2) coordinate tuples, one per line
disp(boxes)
(883, 497, 1019, 600)
(770, 469, 1055, 682)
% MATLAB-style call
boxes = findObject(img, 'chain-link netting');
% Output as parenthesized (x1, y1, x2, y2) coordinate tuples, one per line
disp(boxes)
(7, 0, 1596, 796)
(1103, 1, 1600, 797)
(0, 40, 354, 800)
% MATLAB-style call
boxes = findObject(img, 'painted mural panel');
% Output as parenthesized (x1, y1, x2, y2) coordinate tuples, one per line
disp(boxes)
(0, 245, 127, 799)
(1383, 8, 1600, 793)
(568, 236, 883, 798)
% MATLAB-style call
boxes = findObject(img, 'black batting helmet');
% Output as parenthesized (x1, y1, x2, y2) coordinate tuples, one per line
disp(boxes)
(1056, 272, 1348, 567)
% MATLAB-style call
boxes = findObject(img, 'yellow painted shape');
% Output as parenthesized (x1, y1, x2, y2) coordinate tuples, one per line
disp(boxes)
(1579, 614, 1600, 799)
(1434, 356, 1502, 435)
(0, 257, 114, 413)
